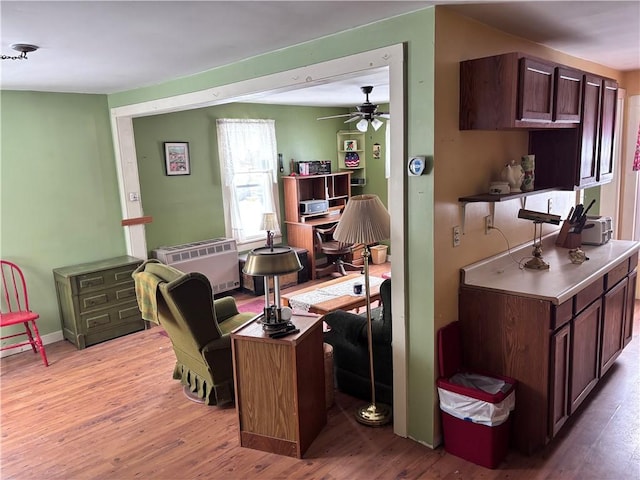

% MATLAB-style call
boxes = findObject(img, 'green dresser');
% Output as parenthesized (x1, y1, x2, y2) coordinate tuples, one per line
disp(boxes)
(53, 256, 145, 349)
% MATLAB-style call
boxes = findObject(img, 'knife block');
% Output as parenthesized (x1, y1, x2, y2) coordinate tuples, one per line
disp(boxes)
(556, 221, 581, 248)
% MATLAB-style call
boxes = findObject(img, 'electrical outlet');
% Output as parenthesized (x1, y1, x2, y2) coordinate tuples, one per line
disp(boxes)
(485, 215, 493, 235)
(453, 226, 461, 247)
(547, 198, 553, 214)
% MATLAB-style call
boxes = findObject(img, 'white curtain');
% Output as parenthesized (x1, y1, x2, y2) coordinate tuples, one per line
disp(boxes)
(216, 119, 279, 243)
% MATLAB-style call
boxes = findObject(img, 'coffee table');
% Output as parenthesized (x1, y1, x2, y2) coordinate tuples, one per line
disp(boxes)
(281, 274, 383, 315)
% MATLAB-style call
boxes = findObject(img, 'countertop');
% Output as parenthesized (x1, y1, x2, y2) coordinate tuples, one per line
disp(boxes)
(460, 237, 639, 305)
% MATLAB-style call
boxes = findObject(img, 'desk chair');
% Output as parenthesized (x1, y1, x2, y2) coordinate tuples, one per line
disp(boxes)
(314, 224, 363, 278)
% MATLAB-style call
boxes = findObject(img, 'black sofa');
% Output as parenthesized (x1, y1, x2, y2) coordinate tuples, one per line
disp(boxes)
(323, 278, 392, 405)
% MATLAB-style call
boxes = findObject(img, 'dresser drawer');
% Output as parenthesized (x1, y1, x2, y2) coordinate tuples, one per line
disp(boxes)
(78, 283, 137, 313)
(81, 300, 142, 333)
(74, 265, 138, 294)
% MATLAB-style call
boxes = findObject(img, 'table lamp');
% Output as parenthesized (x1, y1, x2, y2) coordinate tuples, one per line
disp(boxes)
(333, 194, 391, 426)
(242, 246, 302, 331)
(260, 212, 279, 249)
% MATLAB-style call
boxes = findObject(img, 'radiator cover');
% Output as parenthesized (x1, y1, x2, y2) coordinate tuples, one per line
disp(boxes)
(151, 238, 239, 294)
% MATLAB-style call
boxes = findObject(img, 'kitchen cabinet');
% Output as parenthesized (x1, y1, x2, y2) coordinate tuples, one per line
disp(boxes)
(53, 256, 145, 349)
(459, 241, 638, 454)
(569, 297, 601, 413)
(623, 270, 637, 347)
(459, 52, 580, 129)
(337, 130, 366, 187)
(598, 78, 618, 184)
(601, 278, 626, 376)
(550, 321, 570, 436)
(554, 67, 583, 122)
(529, 75, 618, 190)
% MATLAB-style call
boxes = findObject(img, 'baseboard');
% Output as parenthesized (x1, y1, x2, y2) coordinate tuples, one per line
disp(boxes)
(0, 330, 64, 359)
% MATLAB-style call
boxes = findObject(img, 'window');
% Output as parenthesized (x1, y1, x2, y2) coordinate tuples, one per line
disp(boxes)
(216, 119, 280, 245)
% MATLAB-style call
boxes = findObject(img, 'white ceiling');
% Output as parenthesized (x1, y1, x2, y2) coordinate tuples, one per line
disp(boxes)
(1, 1, 639, 107)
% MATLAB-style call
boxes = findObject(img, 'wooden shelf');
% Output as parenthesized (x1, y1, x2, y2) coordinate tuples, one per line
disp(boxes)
(459, 187, 558, 204)
(458, 187, 558, 234)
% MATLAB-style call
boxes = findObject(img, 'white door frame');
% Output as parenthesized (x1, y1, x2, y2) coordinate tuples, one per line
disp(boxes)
(109, 44, 409, 436)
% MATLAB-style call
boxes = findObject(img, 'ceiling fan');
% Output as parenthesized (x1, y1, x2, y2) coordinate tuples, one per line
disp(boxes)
(317, 85, 389, 132)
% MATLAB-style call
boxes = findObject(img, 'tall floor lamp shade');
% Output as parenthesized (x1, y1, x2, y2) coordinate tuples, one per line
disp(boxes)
(333, 194, 391, 426)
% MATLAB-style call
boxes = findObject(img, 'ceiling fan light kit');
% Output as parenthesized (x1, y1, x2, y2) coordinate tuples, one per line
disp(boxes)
(318, 85, 389, 132)
(356, 119, 369, 132)
(1, 43, 39, 60)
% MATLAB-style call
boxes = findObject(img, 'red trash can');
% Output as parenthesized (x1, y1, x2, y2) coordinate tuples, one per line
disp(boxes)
(436, 321, 517, 469)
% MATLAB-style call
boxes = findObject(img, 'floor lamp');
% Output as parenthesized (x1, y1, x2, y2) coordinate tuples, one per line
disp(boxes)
(333, 194, 391, 426)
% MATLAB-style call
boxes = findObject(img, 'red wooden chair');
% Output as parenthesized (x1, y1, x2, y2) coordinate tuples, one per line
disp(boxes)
(1, 260, 49, 366)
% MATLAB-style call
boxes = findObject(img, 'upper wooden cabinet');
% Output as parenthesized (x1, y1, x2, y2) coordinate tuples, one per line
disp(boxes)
(459, 52, 582, 130)
(530, 75, 618, 190)
(554, 67, 583, 122)
(598, 78, 618, 184)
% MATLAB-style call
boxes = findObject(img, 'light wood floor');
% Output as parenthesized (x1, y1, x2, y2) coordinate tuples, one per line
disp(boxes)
(1, 266, 638, 480)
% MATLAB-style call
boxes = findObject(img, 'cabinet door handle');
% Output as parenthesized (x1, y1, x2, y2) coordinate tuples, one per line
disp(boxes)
(559, 75, 580, 82)
(527, 67, 552, 76)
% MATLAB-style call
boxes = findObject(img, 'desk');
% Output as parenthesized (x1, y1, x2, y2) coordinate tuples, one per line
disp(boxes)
(231, 315, 326, 458)
(286, 221, 363, 280)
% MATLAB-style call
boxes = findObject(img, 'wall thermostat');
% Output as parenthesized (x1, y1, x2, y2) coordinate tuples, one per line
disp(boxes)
(408, 156, 426, 176)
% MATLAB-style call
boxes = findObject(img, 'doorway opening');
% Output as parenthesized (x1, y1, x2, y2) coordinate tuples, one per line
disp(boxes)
(109, 44, 408, 435)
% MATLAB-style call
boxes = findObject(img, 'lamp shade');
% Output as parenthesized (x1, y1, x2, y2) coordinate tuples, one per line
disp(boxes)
(260, 212, 279, 231)
(334, 194, 390, 245)
(242, 246, 302, 276)
(356, 118, 369, 132)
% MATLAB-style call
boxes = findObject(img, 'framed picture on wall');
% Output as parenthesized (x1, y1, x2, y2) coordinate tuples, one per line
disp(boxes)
(344, 140, 357, 152)
(164, 142, 190, 176)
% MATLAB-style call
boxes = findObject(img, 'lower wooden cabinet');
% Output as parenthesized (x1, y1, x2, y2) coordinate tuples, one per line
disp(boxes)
(569, 299, 601, 413)
(550, 323, 570, 437)
(459, 251, 637, 454)
(623, 271, 637, 347)
(53, 256, 145, 349)
(601, 279, 627, 375)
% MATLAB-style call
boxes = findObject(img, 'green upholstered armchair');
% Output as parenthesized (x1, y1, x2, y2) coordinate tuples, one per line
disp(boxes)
(322, 278, 392, 405)
(133, 259, 256, 406)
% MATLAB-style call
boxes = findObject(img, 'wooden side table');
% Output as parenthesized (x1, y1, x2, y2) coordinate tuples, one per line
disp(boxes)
(231, 314, 326, 458)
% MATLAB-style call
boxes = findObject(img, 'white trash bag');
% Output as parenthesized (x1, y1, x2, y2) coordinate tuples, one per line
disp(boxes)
(438, 374, 515, 427)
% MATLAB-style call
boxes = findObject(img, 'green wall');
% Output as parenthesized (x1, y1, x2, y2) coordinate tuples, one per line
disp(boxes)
(112, 8, 436, 445)
(0, 91, 125, 338)
(133, 102, 390, 253)
(0, 6, 436, 446)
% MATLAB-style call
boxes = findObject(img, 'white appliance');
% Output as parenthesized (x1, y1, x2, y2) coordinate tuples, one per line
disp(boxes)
(582, 216, 613, 246)
(152, 238, 239, 294)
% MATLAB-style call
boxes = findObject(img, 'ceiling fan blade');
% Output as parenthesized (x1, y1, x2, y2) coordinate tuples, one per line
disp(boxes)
(317, 113, 354, 120)
(376, 113, 390, 119)
(344, 116, 361, 123)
